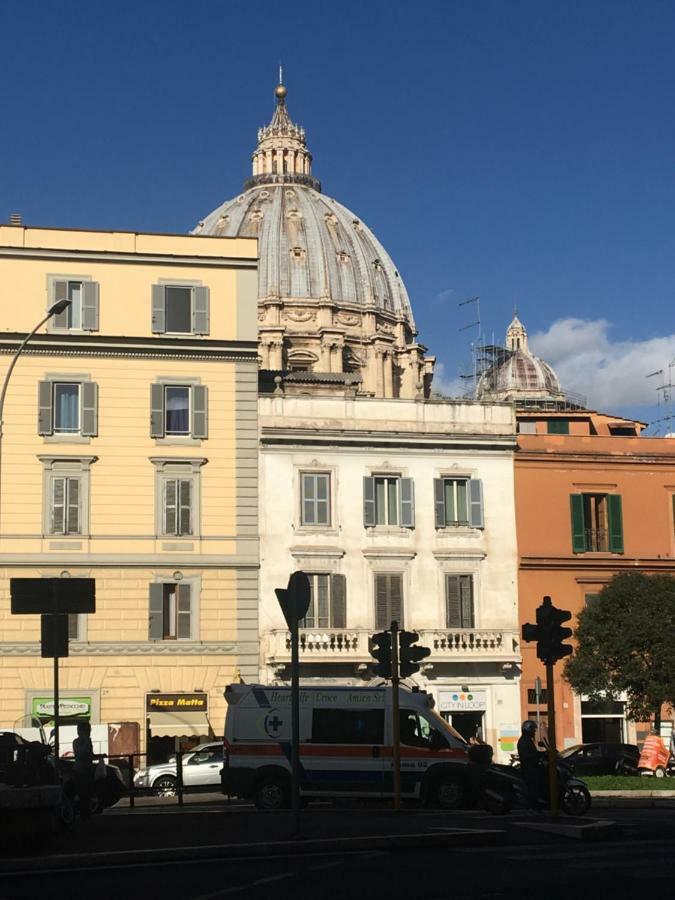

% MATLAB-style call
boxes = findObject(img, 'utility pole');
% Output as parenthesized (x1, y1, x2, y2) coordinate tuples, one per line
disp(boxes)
(391, 620, 401, 811)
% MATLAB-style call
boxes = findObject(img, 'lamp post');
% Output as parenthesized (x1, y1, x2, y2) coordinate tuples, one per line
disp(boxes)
(0, 298, 71, 537)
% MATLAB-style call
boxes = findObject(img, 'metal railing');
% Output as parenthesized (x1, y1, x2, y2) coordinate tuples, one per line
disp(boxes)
(584, 528, 608, 552)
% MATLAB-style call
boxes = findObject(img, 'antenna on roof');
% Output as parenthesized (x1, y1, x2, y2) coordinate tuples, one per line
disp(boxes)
(647, 362, 674, 435)
(457, 296, 483, 398)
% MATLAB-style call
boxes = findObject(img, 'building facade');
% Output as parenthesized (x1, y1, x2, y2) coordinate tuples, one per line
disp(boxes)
(0, 225, 259, 760)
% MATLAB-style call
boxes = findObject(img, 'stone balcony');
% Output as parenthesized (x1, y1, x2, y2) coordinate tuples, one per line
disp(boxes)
(266, 627, 520, 665)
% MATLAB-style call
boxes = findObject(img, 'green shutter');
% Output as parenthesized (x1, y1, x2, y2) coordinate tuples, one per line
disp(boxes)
(363, 477, 376, 527)
(547, 420, 570, 435)
(570, 494, 586, 553)
(607, 495, 624, 554)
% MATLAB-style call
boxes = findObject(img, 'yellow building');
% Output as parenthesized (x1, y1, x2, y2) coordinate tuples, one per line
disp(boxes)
(0, 225, 259, 761)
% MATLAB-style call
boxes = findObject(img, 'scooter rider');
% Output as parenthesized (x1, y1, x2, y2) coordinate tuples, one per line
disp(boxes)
(517, 720, 547, 810)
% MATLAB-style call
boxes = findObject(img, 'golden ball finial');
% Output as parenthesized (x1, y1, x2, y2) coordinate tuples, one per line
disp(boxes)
(275, 83, 287, 101)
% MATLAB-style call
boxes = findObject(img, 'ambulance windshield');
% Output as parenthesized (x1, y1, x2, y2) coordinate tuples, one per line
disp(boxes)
(425, 709, 468, 747)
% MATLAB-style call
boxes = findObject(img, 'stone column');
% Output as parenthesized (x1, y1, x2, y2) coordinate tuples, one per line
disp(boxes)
(383, 351, 393, 398)
(269, 339, 283, 370)
(375, 349, 384, 397)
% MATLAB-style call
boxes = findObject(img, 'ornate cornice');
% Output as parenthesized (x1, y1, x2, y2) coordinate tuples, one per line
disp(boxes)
(0, 641, 238, 656)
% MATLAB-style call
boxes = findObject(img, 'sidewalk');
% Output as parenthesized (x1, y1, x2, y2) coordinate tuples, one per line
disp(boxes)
(591, 790, 675, 808)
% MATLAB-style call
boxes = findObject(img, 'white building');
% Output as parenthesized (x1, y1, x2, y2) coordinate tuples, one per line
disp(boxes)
(194, 81, 522, 758)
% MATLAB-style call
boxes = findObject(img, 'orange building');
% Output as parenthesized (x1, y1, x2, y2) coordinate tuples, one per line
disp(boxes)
(478, 316, 675, 746)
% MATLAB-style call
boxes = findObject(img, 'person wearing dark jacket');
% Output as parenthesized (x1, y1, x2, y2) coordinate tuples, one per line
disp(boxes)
(517, 720, 546, 810)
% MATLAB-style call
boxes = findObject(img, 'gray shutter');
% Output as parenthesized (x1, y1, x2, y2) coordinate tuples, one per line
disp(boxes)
(363, 476, 376, 527)
(66, 477, 80, 534)
(331, 574, 346, 628)
(164, 480, 177, 535)
(38, 381, 53, 435)
(80, 381, 98, 437)
(176, 584, 192, 639)
(317, 574, 330, 627)
(191, 385, 208, 439)
(82, 282, 99, 331)
(51, 477, 66, 534)
(460, 576, 474, 628)
(375, 574, 389, 630)
(390, 575, 403, 628)
(149, 584, 164, 640)
(192, 286, 210, 335)
(469, 479, 484, 528)
(446, 576, 461, 628)
(151, 284, 166, 333)
(150, 383, 164, 438)
(51, 280, 69, 328)
(434, 478, 446, 528)
(399, 477, 415, 527)
(179, 479, 192, 535)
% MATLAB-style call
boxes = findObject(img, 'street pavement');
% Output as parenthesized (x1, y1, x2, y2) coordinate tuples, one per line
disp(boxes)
(1, 801, 674, 900)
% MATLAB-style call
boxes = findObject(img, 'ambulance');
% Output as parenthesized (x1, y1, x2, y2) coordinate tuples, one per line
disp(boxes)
(221, 683, 483, 810)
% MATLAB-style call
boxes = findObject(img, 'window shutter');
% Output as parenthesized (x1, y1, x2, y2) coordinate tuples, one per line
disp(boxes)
(469, 479, 484, 529)
(51, 477, 66, 534)
(179, 479, 192, 535)
(399, 478, 415, 527)
(149, 584, 164, 639)
(390, 574, 403, 628)
(317, 574, 330, 628)
(82, 282, 99, 331)
(434, 478, 446, 528)
(607, 495, 624, 554)
(51, 280, 69, 328)
(151, 284, 166, 333)
(150, 383, 164, 438)
(191, 385, 208, 439)
(375, 574, 389, 630)
(192, 286, 210, 335)
(38, 381, 54, 435)
(570, 494, 586, 553)
(331, 574, 346, 628)
(363, 476, 376, 527)
(460, 576, 474, 628)
(66, 477, 80, 534)
(80, 381, 98, 437)
(446, 576, 461, 628)
(176, 584, 192, 639)
(164, 480, 177, 535)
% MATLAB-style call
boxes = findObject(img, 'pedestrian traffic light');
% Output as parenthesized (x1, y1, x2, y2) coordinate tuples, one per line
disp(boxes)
(398, 630, 431, 678)
(369, 630, 392, 679)
(522, 596, 573, 665)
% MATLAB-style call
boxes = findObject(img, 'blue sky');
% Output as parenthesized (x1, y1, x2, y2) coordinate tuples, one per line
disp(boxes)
(2, 0, 674, 429)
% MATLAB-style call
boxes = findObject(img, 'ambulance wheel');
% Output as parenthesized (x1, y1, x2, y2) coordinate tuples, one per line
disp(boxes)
(433, 776, 465, 810)
(253, 775, 290, 811)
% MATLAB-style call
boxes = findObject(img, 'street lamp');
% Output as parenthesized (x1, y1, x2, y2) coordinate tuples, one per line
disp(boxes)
(0, 297, 72, 536)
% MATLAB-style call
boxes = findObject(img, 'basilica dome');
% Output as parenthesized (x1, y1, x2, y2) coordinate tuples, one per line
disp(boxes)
(192, 81, 433, 400)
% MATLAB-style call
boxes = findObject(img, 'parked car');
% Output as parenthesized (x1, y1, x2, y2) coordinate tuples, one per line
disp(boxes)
(133, 742, 223, 796)
(559, 742, 639, 776)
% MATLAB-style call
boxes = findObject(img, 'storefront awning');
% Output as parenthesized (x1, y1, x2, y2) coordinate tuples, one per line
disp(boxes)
(148, 711, 210, 738)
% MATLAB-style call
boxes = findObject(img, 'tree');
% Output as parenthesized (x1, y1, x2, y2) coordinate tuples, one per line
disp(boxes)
(564, 572, 675, 731)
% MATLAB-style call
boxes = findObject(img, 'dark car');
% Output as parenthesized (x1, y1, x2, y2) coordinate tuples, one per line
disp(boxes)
(560, 742, 639, 776)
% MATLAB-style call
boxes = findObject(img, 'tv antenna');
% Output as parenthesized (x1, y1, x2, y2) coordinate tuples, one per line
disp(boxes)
(647, 359, 675, 435)
(458, 297, 482, 397)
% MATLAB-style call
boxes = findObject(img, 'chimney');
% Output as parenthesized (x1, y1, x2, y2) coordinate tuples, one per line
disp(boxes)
(9, 213, 23, 226)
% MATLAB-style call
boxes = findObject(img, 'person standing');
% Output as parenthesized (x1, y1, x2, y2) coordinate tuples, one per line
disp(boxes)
(72, 721, 95, 820)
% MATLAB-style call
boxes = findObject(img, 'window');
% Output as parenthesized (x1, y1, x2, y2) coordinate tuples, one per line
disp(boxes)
(375, 573, 403, 629)
(363, 476, 414, 527)
(312, 709, 384, 745)
(547, 420, 570, 435)
(188, 747, 223, 766)
(570, 493, 623, 553)
(68, 614, 85, 641)
(301, 573, 346, 628)
(518, 421, 537, 435)
(151, 284, 210, 335)
(50, 475, 81, 534)
(300, 472, 331, 526)
(38, 380, 98, 438)
(584, 592, 600, 607)
(399, 711, 449, 749)
(434, 478, 483, 528)
(163, 478, 192, 536)
(149, 582, 193, 640)
(49, 278, 99, 332)
(526, 688, 549, 705)
(150, 383, 208, 440)
(445, 575, 474, 628)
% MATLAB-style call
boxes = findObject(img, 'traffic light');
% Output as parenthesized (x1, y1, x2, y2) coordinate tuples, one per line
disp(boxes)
(522, 596, 573, 665)
(398, 630, 431, 678)
(369, 630, 392, 678)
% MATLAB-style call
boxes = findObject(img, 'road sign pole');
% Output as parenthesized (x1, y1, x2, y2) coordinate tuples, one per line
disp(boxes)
(290, 613, 301, 837)
(391, 620, 401, 812)
(546, 660, 559, 815)
(535, 675, 542, 738)
(53, 652, 60, 778)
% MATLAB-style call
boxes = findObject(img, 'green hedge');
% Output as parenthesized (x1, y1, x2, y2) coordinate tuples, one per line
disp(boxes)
(585, 775, 675, 791)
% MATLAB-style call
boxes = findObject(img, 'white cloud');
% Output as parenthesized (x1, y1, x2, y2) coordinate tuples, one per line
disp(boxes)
(431, 361, 466, 398)
(529, 318, 675, 410)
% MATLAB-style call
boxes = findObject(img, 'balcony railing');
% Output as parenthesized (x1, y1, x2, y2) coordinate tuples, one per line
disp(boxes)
(266, 627, 520, 664)
(584, 528, 608, 552)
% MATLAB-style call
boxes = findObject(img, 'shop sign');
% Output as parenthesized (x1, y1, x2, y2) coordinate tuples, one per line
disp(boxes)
(31, 696, 93, 721)
(438, 690, 487, 712)
(146, 693, 208, 712)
